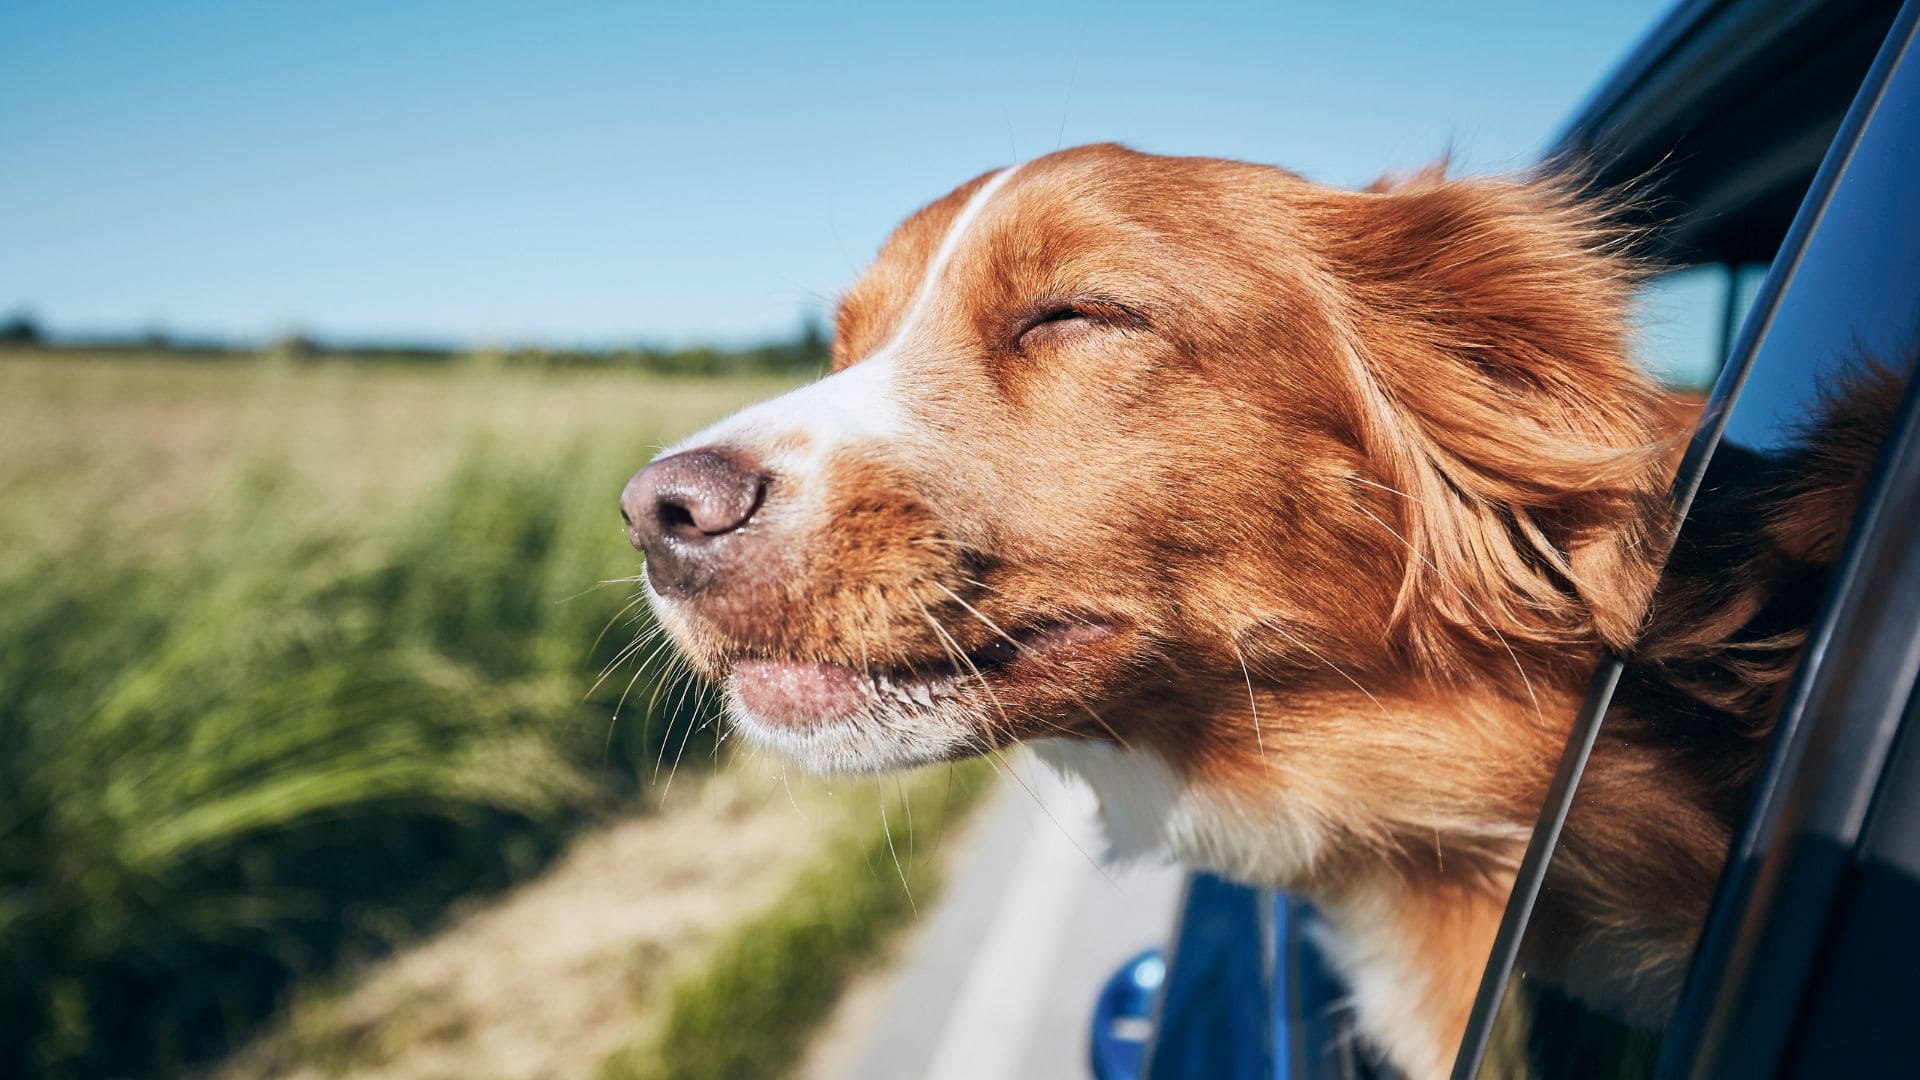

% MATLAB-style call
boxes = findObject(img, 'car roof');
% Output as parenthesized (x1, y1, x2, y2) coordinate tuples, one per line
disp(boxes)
(1552, 0, 1900, 264)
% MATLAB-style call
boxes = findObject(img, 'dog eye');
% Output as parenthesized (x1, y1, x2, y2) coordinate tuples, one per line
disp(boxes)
(1014, 297, 1147, 350)
(1016, 305, 1093, 348)
(1033, 306, 1088, 327)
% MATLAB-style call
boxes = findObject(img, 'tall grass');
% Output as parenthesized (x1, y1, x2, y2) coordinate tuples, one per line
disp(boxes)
(0, 353, 797, 1078)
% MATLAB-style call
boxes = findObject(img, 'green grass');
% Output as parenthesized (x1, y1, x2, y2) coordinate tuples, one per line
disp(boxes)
(0, 350, 801, 1078)
(597, 762, 994, 1080)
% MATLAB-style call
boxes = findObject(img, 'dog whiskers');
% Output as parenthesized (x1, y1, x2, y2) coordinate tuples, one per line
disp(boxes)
(655, 653, 704, 794)
(877, 779, 916, 913)
(1354, 505, 1544, 724)
(928, 581, 1131, 750)
(587, 618, 667, 698)
(1347, 474, 1433, 510)
(898, 774, 915, 864)
(1259, 619, 1392, 720)
(916, 602, 1017, 741)
(973, 739, 1117, 885)
(584, 587, 656, 653)
(778, 766, 807, 820)
(595, 618, 683, 775)
(1229, 636, 1270, 774)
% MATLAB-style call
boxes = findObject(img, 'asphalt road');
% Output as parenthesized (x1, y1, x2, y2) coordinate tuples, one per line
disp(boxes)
(841, 755, 1188, 1080)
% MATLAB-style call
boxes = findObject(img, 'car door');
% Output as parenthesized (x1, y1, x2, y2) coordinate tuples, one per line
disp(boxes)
(1454, 3, 1920, 1077)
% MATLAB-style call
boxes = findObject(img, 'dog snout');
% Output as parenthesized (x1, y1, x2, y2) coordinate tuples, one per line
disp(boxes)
(622, 449, 769, 594)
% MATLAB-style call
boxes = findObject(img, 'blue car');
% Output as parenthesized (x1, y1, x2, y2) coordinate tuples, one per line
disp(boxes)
(1094, 0, 1920, 1075)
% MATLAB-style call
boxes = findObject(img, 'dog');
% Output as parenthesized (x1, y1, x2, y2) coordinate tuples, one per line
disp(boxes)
(619, 144, 1892, 1077)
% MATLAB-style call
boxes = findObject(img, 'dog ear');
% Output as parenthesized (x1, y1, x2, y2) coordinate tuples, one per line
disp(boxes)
(1308, 171, 1689, 667)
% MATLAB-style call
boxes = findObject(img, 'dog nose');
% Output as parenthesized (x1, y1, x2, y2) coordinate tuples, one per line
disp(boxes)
(621, 449, 768, 592)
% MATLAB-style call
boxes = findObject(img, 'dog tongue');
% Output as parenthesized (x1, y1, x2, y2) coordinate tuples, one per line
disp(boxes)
(732, 658, 869, 727)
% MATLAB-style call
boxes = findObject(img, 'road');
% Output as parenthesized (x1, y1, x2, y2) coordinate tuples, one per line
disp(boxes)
(836, 754, 1188, 1080)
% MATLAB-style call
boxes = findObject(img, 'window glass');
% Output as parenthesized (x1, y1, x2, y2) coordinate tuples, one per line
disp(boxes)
(1478, 20, 1920, 1078)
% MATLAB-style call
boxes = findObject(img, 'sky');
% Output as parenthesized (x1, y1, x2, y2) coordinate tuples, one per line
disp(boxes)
(0, 0, 1675, 349)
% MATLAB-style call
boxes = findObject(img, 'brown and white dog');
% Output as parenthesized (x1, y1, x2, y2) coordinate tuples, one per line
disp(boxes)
(618, 144, 1885, 1077)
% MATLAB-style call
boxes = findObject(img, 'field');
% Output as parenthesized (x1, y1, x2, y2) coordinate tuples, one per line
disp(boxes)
(0, 349, 835, 1077)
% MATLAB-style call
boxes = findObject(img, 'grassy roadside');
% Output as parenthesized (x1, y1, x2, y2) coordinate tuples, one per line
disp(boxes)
(599, 761, 996, 1080)
(0, 351, 800, 1078)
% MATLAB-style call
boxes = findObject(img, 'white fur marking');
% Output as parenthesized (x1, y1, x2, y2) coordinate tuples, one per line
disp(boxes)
(665, 163, 1022, 472)
(878, 163, 1022, 364)
(1031, 738, 1328, 882)
(1313, 882, 1464, 1080)
(664, 352, 904, 478)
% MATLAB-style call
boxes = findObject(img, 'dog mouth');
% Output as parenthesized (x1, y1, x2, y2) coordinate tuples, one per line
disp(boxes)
(727, 616, 1118, 729)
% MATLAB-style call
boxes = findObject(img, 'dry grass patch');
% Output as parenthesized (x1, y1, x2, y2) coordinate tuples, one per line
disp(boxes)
(598, 762, 994, 1080)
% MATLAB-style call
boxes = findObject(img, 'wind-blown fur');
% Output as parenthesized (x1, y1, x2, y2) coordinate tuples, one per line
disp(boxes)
(627, 145, 1899, 1078)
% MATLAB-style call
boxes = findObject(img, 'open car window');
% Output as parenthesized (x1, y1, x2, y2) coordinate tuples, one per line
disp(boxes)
(1633, 262, 1768, 393)
(1461, 5, 1920, 1077)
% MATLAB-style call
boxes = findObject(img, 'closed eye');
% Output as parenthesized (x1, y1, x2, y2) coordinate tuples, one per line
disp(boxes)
(1014, 298, 1146, 349)
(1031, 306, 1088, 327)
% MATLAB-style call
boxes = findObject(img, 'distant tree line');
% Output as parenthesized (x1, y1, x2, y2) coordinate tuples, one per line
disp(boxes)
(0, 312, 42, 346)
(0, 311, 832, 377)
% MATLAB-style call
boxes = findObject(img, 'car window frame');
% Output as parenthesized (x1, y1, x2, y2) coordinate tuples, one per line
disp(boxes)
(1449, 4, 1920, 1076)
(1654, 9, 1920, 1070)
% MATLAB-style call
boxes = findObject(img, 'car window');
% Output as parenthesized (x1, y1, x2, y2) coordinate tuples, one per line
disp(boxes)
(1633, 263, 1769, 392)
(1471, 10, 1920, 1077)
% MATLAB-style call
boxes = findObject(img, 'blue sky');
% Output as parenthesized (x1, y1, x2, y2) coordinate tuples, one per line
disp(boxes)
(1, 1, 1673, 349)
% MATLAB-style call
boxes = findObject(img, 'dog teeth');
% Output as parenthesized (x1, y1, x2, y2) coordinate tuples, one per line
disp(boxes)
(857, 668, 949, 708)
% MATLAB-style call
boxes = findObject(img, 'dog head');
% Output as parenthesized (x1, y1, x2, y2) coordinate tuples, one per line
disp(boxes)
(622, 144, 1679, 812)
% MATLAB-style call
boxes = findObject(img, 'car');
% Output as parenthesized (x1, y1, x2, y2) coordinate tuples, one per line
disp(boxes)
(1091, 0, 1920, 1075)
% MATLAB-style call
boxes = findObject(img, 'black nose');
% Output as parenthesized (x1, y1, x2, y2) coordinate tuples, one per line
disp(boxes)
(621, 449, 768, 594)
